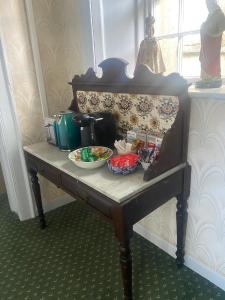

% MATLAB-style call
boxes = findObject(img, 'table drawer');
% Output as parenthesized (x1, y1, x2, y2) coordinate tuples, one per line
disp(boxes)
(61, 173, 112, 217)
(38, 162, 61, 186)
(61, 173, 88, 201)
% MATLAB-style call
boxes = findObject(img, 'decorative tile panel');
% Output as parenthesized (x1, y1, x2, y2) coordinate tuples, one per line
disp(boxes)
(77, 91, 179, 137)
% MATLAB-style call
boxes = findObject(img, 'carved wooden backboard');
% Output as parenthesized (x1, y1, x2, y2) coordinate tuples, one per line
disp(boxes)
(69, 58, 190, 181)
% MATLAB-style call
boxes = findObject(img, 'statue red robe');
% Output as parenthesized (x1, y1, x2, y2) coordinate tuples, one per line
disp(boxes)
(200, 7, 225, 81)
(200, 33, 222, 78)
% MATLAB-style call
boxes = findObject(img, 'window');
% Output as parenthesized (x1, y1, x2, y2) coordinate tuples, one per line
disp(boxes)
(90, 0, 225, 80)
(151, 0, 225, 79)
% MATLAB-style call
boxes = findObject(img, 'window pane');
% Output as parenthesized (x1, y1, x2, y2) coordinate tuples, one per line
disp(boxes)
(183, 0, 208, 32)
(182, 34, 201, 77)
(154, 0, 179, 36)
(159, 38, 178, 74)
(218, 0, 225, 12)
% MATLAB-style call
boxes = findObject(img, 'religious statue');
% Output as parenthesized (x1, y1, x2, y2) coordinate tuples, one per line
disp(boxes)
(135, 16, 166, 74)
(196, 0, 225, 88)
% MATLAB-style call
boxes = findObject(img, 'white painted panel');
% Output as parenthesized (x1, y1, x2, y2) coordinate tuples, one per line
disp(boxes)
(90, 0, 145, 76)
(25, 0, 49, 119)
(0, 37, 34, 220)
(102, 0, 136, 75)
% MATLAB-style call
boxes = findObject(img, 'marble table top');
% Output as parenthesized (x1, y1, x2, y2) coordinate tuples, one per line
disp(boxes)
(24, 142, 184, 203)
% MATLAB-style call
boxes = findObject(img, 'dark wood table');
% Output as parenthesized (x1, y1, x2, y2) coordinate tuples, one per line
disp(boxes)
(24, 142, 190, 300)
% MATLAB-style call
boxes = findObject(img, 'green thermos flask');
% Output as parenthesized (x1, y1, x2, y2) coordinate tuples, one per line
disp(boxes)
(54, 111, 81, 151)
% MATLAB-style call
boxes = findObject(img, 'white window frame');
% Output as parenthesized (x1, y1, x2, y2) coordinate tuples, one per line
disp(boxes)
(149, 0, 201, 81)
(149, 0, 225, 83)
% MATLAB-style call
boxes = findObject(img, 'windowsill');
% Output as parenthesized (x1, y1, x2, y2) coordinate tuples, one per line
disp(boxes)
(188, 85, 225, 100)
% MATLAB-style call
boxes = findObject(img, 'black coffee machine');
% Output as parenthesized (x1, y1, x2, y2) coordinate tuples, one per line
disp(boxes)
(74, 112, 117, 148)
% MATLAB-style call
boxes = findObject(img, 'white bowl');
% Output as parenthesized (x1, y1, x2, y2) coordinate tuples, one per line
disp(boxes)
(68, 146, 113, 169)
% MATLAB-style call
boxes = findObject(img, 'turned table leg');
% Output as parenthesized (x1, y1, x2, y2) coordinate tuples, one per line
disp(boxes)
(176, 192, 187, 266)
(176, 164, 191, 267)
(119, 239, 132, 300)
(112, 207, 133, 300)
(29, 169, 46, 229)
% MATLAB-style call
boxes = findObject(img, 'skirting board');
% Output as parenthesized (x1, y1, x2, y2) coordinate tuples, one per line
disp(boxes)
(134, 223, 225, 292)
(42, 194, 76, 213)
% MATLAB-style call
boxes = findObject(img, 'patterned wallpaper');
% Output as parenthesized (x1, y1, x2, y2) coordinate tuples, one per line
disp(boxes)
(0, 0, 45, 146)
(30, 0, 93, 202)
(139, 96, 225, 279)
(0, 0, 93, 203)
(32, 0, 93, 116)
(0, 0, 67, 202)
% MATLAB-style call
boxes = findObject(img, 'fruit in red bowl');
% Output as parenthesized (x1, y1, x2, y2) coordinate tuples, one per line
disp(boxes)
(107, 153, 140, 175)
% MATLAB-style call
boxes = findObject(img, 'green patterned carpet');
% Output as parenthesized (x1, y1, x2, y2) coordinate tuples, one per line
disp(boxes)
(0, 193, 224, 300)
